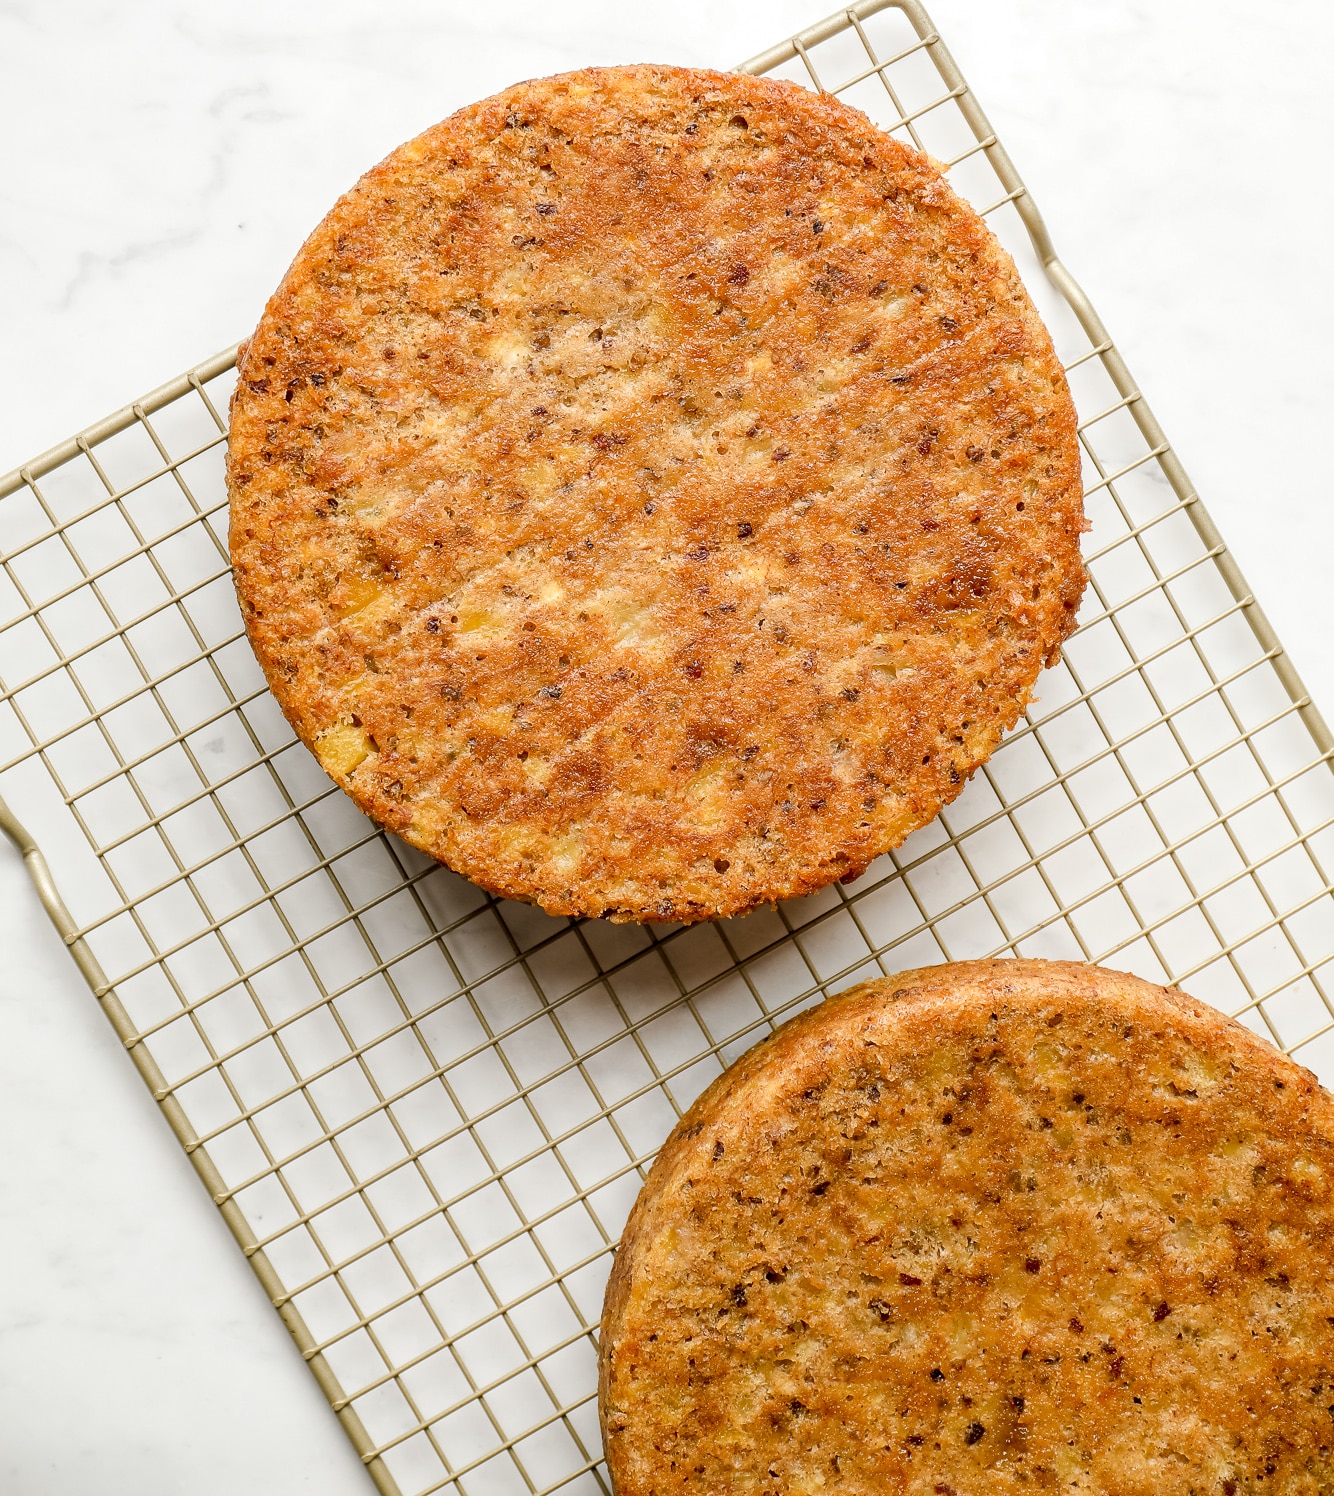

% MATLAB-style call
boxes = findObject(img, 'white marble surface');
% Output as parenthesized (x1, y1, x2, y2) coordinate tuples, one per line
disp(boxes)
(1, 2, 1331, 1491)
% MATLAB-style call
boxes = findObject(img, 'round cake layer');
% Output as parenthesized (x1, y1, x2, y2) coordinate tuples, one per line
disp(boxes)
(228, 65, 1085, 921)
(600, 960, 1334, 1493)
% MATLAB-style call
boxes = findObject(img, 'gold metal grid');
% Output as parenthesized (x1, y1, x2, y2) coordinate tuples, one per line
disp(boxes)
(4, 2, 1333, 1492)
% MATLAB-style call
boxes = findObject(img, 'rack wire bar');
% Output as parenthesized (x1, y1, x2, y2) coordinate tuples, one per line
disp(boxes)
(4, 4, 1333, 1493)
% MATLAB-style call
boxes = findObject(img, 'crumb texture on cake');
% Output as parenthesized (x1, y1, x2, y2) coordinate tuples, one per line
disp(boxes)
(228, 65, 1085, 921)
(600, 960, 1334, 1493)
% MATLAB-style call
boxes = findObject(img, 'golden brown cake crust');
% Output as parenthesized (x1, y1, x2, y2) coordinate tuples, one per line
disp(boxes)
(600, 960, 1334, 1494)
(227, 65, 1085, 922)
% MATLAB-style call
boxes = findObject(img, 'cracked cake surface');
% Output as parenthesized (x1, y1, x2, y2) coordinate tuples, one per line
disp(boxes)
(227, 64, 1084, 921)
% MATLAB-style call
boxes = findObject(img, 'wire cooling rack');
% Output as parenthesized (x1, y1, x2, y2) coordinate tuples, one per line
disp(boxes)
(4, 2, 1334, 1492)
